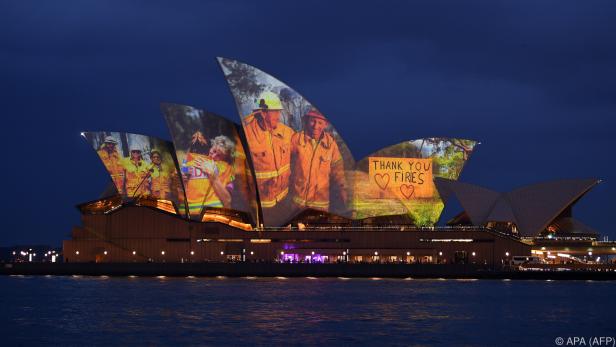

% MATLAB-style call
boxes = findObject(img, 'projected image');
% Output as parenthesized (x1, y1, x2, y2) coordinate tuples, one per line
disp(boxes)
(84, 132, 183, 211)
(218, 57, 353, 225)
(353, 138, 477, 225)
(162, 103, 258, 222)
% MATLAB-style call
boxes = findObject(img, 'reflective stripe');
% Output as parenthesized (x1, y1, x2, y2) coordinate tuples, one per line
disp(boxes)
(188, 201, 223, 210)
(254, 163, 290, 179)
(260, 188, 289, 208)
(260, 200, 277, 208)
(276, 188, 289, 201)
(292, 196, 330, 209)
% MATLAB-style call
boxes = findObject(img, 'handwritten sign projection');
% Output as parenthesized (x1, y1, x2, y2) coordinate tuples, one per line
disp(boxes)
(368, 157, 434, 199)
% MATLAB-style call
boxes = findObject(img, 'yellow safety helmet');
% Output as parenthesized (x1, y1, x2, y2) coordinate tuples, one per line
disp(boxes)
(255, 91, 283, 110)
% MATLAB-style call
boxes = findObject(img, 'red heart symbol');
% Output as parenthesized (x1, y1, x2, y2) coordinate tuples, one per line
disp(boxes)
(374, 173, 390, 190)
(399, 184, 415, 199)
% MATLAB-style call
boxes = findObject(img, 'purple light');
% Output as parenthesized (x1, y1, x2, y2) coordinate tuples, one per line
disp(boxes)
(305, 254, 325, 263)
(279, 253, 328, 263)
(282, 254, 299, 262)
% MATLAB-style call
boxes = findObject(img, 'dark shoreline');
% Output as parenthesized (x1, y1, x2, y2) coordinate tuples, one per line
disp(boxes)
(2, 262, 616, 280)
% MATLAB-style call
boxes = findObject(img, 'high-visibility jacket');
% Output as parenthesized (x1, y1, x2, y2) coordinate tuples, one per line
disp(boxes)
(122, 158, 151, 197)
(243, 113, 294, 208)
(290, 131, 346, 211)
(149, 163, 172, 199)
(182, 152, 234, 218)
(97, 148, 125, 194)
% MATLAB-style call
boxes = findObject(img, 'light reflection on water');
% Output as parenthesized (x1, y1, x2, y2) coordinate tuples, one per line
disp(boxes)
(0, 276, 614, 346)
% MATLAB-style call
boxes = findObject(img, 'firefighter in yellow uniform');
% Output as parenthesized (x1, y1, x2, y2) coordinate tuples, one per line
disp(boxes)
(290, 109, 347, 212)
(122, 145, 151, 197)
(243, 91, 294, 224)
(182, 135, 235, 219)
(97, 136, 125, 195)
(148, 150, 172, 200)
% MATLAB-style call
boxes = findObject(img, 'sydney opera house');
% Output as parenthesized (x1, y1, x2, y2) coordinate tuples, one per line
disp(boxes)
(63, 58, 613, 267)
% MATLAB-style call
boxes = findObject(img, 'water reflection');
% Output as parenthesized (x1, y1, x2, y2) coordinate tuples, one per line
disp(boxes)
(1, 277, 615, 346)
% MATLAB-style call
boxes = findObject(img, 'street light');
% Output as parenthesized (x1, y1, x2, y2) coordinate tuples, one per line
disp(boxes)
(103, 251, 108, 255)
(161, 251, 165, 255)
(505, 252, 510, 257)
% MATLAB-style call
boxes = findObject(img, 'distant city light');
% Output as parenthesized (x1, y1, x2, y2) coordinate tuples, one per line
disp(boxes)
(75, 251, 79, 255)
(220, 251, 224, 255)
(103, 251, 108, 255)
(161, 251, 165, 255)
(438, 252, 443, 256)
(132, 251, 136, 255)
(472, 252, 476, 256)
(190, 251, 194, 255)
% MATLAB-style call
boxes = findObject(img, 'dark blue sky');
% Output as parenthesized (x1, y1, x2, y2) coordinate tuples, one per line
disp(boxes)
(2, 1, 615, 245)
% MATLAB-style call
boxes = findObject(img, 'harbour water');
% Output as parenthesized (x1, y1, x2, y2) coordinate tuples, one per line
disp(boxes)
(1, 276, 614, 346)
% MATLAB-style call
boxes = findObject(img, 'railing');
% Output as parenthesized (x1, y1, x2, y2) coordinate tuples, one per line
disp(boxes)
(256, 225, 492, 232)
(532, 236, 597, 241)
(250, 225, 524, 242)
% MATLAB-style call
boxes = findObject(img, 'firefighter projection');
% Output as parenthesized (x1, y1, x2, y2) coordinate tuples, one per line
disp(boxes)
(83, 132, 184, 214)
(218, 57, 354, 225)
(162, 103, 258, 223)
(241, 91, 294, 214)
(290, 109, 348, 212)
(354, 138, 477, 225)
